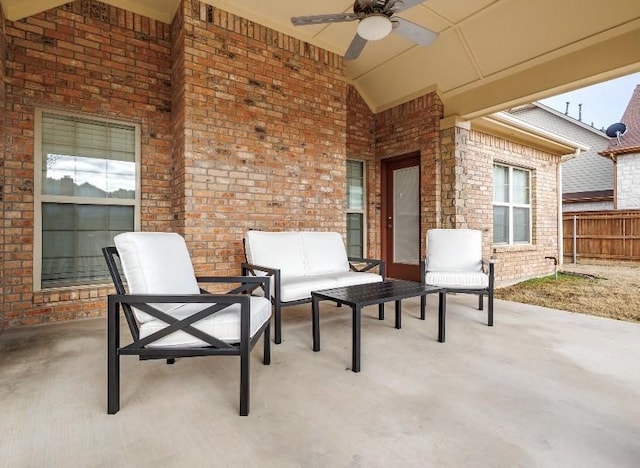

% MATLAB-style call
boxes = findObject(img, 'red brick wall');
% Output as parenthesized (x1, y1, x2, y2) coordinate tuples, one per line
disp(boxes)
(3, 0, 173, 327)
(176, 0, 347, 276)
(373, 92, 444, 257)
(1, 3, 6, 332)
(346, 85, 379, 257)
(1, 0, 349, 328)
(467, 130, 560, 283)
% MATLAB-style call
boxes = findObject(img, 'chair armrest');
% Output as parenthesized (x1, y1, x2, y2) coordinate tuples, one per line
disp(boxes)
(109, 293, 254, 348)
(197, 275, 270, 296)
(241, 262, 279, 277)
(348, 257, 385, 277)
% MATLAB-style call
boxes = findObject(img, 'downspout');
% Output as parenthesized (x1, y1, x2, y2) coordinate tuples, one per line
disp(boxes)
(558, 149, 581, 265)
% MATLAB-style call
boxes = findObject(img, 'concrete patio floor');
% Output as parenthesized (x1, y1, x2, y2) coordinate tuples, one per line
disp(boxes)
(1, 294, 639, 467)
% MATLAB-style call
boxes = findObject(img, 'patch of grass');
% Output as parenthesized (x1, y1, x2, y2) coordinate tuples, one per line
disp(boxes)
(495, 271, 640, 323)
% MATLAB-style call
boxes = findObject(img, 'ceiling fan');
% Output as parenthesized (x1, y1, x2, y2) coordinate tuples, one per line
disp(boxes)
(291, 0, 438, 60)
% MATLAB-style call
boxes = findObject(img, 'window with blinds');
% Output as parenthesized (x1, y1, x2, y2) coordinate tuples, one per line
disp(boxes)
(35, 110, 140, 289)
(493, 163, 531, 245)
(347, 160, 365, 258)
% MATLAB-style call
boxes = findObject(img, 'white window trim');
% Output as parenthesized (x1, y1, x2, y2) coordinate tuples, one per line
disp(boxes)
(493, 163, 532, 245)
(33, 108, 142, 291)
(347, 159, 367, 257)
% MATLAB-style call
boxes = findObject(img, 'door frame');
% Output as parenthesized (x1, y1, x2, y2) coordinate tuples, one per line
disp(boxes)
(381, 151, 422, 280)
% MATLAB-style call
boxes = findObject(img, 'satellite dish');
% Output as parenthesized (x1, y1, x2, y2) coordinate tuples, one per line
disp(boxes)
(605, 122, 627, 145)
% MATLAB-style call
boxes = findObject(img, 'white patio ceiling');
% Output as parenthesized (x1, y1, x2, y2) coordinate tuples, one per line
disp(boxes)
(3, 0, 640, 118)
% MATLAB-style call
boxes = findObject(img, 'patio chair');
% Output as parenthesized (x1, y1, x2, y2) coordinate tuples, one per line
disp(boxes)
(421, 229, 494, 342)
(102, 232, 272, 416)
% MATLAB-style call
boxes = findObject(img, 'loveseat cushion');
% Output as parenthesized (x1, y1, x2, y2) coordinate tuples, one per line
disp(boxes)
(280, 275, 339, 302)
(139, 296, 272, 347)
(332, 271, 383, 288)
(114, 232, 201, 323)
(245, 231, 306, 278)
(301, 231, 350, 275)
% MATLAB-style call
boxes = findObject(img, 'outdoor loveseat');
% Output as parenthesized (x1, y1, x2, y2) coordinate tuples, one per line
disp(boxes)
(242, 230, 385, 343)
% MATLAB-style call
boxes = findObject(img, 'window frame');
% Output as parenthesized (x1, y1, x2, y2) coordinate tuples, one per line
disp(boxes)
(346, 159, 367, 258)
(493, 163, 532, 245)
(33, 108, 141, 291)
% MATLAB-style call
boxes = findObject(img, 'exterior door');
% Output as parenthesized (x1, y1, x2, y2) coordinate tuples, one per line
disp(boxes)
(382, 153, 421, 280)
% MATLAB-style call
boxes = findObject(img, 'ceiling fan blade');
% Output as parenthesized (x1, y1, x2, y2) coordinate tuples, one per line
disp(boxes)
(344, 33, 368, 60)
(291, 13, 359, 26)
(392, 17, 438, 46)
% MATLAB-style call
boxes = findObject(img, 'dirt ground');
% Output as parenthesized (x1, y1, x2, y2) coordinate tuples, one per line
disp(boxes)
(495, 262, 640, 323)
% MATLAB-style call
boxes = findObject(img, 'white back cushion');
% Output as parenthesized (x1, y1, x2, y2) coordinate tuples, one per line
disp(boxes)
(301, 231, 350, 275)
(114, 232, 200, 322)
(426, 229, 482, 272)
(244, 231, 305, 278)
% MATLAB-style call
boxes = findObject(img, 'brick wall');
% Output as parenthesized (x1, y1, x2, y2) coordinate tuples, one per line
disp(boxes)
(1, 2, 6, 332)
(467, 130, 561, 283)
(346, 85, 379, 257)
(175, 0, 347, 276)
(374, 93, 443, 257)
(1, 0, 349, 328)
(3, 0, 173, 327)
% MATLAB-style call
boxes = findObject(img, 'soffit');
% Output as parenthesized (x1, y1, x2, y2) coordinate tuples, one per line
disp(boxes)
(3, 0, 640, 118)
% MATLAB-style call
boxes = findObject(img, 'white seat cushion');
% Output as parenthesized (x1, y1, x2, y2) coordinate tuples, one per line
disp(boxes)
(426, 229, 483, 273)
(332, 271, 383, 287)
(280, 275, 338, 302)
(114, 232, 200, 323)
(115, 232, 272, 347)
(245, 231, 306, 277)
(139, 296, 272, 347)
(301, 231, 350, 275)
(425, 271, 488, 289)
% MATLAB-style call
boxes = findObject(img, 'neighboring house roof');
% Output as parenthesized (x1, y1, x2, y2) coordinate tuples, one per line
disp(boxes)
(599, 84, 640, 158)
(508, 102, 611, 196)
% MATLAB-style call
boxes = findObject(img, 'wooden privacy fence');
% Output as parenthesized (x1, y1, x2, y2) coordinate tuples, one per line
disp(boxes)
(563, 210, 640, 262)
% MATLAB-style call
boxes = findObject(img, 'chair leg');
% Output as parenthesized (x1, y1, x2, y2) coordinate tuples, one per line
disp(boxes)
(263, 323, 271, 365)
(488, 291, 494, 327)
(107, 297, 120, 414)
(274, 302, 282, 344)
(438, 291, 446, 343)
(420, 295, 426, 320)
(239, 340, 250, 417)
(478, 293, 484, 310)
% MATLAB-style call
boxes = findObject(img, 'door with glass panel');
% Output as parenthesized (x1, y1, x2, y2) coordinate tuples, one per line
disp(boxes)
(382, 154, 421, 280)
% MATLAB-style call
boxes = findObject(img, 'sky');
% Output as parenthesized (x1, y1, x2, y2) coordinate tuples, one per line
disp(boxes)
(539, 72, 640, 132)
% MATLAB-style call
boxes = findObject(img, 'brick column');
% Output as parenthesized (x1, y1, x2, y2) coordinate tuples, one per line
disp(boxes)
(439, 116, 472, 228)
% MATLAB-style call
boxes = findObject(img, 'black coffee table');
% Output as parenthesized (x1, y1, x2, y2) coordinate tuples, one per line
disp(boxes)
(311, 280, 444, 372)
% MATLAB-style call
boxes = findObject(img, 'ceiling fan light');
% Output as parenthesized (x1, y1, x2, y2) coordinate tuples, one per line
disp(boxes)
(357, 14, 393, 41)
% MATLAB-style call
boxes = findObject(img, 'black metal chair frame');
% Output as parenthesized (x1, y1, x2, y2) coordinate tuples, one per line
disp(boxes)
(420, 259, 494, 342)
(242, 250, 385, 344)
(103, 246, 271, 416)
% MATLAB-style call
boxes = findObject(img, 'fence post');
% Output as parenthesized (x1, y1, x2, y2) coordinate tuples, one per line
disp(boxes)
(573, 215, 577, 264)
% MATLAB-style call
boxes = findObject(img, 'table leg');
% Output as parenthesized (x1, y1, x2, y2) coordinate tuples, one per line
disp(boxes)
(378, 303, 384, 320)
(395, 300, 401, 329)
(352, 305, 361, 372)
(438, 291, 446, 343)
(312, 295, 320, 352)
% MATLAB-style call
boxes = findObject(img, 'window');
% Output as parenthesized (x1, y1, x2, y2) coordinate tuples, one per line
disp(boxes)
(346, 160, 365, 257)
(493, 164, 531, 244)
(34, 110, 140, 289)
